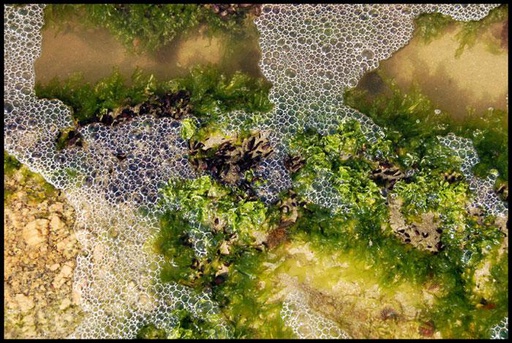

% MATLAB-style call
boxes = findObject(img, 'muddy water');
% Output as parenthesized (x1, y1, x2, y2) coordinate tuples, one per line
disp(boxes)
(34, 21, 263, 86)
(378, 21, 508, 121)
(35, 12, 508, 123)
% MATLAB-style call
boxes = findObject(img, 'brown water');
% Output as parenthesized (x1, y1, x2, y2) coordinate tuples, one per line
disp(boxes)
(378, 21, 508, 121)
(34, 10, 507, 126)
(34, 20, 263, 86)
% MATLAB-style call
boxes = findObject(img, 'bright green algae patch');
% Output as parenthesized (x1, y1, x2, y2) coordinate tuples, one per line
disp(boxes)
(154, 175, 292, 338)
(4, 150, 59, 203)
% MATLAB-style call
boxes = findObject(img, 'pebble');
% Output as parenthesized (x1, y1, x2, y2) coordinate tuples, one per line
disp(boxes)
(59, 298, 72, 310)
(49, 202, 64, 214)
(4, 166, 82, 338)
(49, 214, 64, 232)
(22, 219, 49, 247)
(49, 263, 61, 271)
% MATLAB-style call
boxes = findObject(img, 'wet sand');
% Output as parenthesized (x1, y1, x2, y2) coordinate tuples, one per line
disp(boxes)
(379, 21, 508, 121)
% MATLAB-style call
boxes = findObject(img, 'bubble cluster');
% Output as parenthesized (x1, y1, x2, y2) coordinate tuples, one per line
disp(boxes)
(490, 316, 509, 340)
(3, 3, 504, 339)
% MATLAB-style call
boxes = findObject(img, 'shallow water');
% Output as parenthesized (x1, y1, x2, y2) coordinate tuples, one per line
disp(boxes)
(379, 21, 508, 122)
(35, 20, 263, 86)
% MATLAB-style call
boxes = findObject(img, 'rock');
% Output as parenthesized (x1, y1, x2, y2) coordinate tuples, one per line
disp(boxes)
(49, 202, 64, 214)
(22, 219, 49, 247)
(48, 263, 60, 271)
(49, 214, 64, 232)
(15, 293, 35, 312)
(53, 263, 74, 289)
(60, 263, 74, 278)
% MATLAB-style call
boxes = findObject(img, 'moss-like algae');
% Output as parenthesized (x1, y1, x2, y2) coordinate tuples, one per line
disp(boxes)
(35, 65, 273, 129)
(43, 4, 260, 55)
(413, 5, 508, 57)
(344, 76, 508, 182)
(155, 175, 291, 338)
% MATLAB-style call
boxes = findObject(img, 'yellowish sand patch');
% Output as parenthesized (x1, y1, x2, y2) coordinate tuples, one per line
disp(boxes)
(379, 23, 508, 121)
(272, 239, 443, 338)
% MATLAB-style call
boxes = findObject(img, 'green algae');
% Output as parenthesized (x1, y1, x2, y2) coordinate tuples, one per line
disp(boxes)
(4, 150, 22, 177)
(162, 64, 273, 128)
(414, 12, 455, 44)
(35, 69, 146, 123)
(35, 65, 273, 127)
(155, 175, 291, 338)
(344, 75, 508, 183)
(4, 151, 59, 203)
(413, 5, 508, 58)
(136, 323, 167, 339)
(43, 4, 260, 55)
(455, 4, 508, 58)
(426, 245, 508, 338)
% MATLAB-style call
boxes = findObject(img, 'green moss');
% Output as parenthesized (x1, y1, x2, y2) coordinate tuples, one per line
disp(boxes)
(282, 109, 506, 329)
(164, 64, 274, 126)
(44, 4, 260, 55)
(453, 108, 508, 181)
(165, 309, 230, 339)
(155, 174, 279, 288)
(4, 154, 59, 203)
(4, 150, 22, 177)
(455, 4, 508, 58)
(44, 4, 201, 54)
(392, 171, 469, 219)
(34, 69, 147, 123)
(3, 151, 21, 202)
(287, 120, 392, 217)
(212, 250, 294, 338)
(294, 199, 506, 336)
(136, 323, 167, 339)
(412, 5, 508, 57)
(154, 172, 292, 337)
(35, 65, 273, 129)
(344, 77, 508, 180)
(414, 12, 455, 44)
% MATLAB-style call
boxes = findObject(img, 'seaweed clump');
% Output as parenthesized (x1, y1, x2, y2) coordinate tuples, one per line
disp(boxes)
(155, 174, 293, 338)
(35, 66, 273, 132)
(344, 77, 508, 184)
